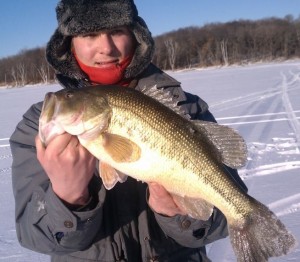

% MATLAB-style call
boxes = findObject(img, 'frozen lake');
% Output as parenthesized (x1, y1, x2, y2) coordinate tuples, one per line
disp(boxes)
(1, 60, 299, 261)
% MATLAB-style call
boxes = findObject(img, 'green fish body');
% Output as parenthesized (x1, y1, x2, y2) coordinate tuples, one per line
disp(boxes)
(39, 85, 297, 262)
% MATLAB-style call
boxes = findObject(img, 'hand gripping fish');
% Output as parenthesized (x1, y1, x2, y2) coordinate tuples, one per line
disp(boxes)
(39, 85, 296, 262)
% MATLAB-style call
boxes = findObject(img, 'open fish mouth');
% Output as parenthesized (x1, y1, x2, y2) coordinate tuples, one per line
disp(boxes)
(41, 92, 56, 122)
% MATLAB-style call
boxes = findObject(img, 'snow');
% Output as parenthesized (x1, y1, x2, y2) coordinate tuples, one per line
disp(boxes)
(1, 61, 299, 261)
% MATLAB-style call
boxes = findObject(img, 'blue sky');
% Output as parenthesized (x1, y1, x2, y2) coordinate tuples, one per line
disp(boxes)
(1, 0, 299, 59)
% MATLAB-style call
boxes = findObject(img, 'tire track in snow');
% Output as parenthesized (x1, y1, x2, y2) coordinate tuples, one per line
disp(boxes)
(216, 68, 300, 187)
(210, 86, 282, 112)
(239, 137, 300, 180)
(0, 138, 12, 176)
(281, 71, 300, 146)
(0, 255, 23, 260)
(217, 111, 300, 126)
(239, 161, 300, 178)
(0, 138, 10, 148)
(268, 193, 300, 217)
(211, 85, 300, 113)
(0, 139, 11, 159)
(228, 80, 286, 186)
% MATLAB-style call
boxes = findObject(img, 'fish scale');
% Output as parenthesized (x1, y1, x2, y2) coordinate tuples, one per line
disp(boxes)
(94, 89, 269, 228)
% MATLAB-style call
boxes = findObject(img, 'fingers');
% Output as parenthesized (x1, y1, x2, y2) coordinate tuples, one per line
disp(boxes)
(35, 135, 46, 162)
(46, 133, 76, 155)
(54, 133, 73, 153)
(66, 135, 79, 148)
(148, 182, 187, 216)
(148, 182, 168, 197)
(35, 135, 44, 151)
(36, 133, 81, 163)
(38, 133, 94, 163)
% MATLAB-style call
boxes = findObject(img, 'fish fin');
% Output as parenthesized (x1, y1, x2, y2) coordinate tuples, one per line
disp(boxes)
(99, 161, 128, 190)
(229, 199, 297, 262)
(103, 133, 141, 163)
(192, 120, 247, 168)
(172, 194, 214, 220)
(140, 85, 190, 119)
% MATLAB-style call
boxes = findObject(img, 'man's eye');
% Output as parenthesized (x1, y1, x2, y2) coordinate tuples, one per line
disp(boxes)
(111, 29, 124, 35)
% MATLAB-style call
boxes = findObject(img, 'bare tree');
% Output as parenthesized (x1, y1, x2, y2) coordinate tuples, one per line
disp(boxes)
(37, 63, 50, 84)
(294, 20, 300, 55)
(11, 67, 18, 87)
(17, 63, 26, 86)
(220, 39, 229, 66)
(164, 38, 179, 71)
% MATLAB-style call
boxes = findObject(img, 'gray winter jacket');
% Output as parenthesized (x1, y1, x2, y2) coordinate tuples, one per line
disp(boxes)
(10, 64, 247, 262)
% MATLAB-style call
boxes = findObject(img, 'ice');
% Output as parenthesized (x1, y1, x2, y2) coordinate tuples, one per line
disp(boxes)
(1, 60, 299, 261)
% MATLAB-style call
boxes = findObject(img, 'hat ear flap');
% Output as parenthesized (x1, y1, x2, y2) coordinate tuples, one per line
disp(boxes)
(46, 29, 87, 80)
(124, 17, 155, 79)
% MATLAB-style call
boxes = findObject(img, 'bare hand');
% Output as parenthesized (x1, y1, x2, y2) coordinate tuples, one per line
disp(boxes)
(36, 133, 96, 206)
(148, 182, 187, 217)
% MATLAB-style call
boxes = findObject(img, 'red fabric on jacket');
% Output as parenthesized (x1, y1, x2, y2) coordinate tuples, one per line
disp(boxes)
(74, 52, 132, 86)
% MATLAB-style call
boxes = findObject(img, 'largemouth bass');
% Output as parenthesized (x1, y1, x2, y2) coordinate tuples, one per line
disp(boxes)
(39, 85, 296, 262)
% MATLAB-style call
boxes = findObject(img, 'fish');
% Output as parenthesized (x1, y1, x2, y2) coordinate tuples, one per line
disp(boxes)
(39, 85, 297, 262)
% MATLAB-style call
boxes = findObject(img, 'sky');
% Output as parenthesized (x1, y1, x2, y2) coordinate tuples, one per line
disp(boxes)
(0, 0, 300, 59)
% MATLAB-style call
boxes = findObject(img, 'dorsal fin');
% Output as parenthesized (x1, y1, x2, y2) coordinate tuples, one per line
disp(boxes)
(140, 85, 190, 119)
(140, 86, 247, 168)
(192, 120, 248, 168)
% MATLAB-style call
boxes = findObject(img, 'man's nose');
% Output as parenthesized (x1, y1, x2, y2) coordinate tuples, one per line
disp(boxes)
(96, 34, 115, 55)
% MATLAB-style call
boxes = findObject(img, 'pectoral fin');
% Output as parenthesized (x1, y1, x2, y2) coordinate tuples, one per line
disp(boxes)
(172, 194, 214, 220)
(99, 161, 128, 190)
(103, 133, 141, 163)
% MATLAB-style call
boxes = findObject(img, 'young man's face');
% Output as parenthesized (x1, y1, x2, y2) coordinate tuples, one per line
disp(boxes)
(72, 26, 136, 67)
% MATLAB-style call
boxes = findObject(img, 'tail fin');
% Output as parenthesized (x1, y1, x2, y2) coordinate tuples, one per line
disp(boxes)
(229, 200, 297, 262)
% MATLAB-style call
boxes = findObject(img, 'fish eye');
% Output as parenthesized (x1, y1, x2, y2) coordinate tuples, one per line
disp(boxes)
(65, 91, 74, 99)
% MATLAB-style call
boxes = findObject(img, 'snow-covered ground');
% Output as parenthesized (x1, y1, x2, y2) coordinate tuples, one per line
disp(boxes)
(0, 61, 299, 261)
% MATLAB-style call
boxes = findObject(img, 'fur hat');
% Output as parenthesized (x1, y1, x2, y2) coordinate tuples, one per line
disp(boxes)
(46, 0, 154, 81)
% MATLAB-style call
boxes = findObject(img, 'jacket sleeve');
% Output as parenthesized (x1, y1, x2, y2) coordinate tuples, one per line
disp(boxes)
(10, 102, 105, 255)
(152, 86, 248, 247)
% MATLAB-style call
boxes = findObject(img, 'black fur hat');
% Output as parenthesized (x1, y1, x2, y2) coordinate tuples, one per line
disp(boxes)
(46, 0, 154, 81)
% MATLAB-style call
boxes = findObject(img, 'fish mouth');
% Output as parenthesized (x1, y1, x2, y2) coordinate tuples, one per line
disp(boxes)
(39, 89, 110, 145)
(39, 120, 64, 146)
(39, 93, 57, 135)
(41, 92, 56, 120)
(39, 92, 85, 145)
(44, 92, 85, 127)
(39, 93, 62, 145)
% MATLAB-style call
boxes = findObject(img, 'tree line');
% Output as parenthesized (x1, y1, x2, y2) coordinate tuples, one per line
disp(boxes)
(153, 15, 300, 70)
(1, 15, 300, 87)
(0, 48, 54, 87)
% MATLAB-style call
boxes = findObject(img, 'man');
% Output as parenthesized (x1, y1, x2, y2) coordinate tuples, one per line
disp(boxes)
(10, 0, 246, 261)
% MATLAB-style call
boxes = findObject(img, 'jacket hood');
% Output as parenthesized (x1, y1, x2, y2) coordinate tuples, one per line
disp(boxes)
(46, 0, 154, 82)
